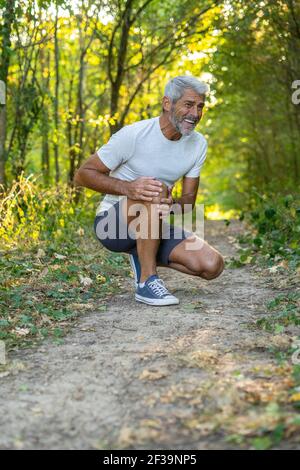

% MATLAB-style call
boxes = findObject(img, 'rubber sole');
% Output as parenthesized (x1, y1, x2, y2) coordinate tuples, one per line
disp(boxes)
(135, 293, 179, 306)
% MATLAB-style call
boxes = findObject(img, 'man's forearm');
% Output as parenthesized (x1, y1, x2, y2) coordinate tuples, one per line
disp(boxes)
(75, 169, 129, 196)
(171, 194, 196, 214)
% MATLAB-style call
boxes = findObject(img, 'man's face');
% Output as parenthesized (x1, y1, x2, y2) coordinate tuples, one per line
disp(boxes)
(168, 89, 205, 136)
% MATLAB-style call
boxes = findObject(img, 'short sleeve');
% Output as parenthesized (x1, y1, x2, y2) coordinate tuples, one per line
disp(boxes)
(184, 136, 207, 178)
(96, 126, 134, 171)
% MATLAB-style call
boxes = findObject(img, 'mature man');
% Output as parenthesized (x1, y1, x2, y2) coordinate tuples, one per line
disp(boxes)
(75, 76, 224, 306)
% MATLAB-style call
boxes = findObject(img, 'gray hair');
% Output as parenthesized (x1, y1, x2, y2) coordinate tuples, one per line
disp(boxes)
(164, 76, 208, 103)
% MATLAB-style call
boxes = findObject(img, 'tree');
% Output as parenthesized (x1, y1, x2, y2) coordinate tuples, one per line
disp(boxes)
(102, 0, 222, 133)
(201, 0, 300, 209)
(0, 0, 16, 186)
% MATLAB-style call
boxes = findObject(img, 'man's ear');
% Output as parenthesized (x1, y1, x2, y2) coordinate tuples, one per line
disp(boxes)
(162, 96, 172, 112)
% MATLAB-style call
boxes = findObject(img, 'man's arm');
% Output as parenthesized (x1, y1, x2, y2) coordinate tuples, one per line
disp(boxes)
(74, 153, 163, 201)
(175, 176, 199, 209)
(158, 176, 199, 217)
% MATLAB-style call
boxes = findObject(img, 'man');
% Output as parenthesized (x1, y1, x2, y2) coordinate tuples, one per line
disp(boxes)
(74, 76, 224, 306)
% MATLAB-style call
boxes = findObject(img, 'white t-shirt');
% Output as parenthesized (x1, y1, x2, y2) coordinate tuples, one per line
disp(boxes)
(96, 116, 207, 214)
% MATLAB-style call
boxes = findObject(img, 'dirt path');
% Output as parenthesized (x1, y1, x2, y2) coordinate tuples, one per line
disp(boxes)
(0, 221, 298, 450)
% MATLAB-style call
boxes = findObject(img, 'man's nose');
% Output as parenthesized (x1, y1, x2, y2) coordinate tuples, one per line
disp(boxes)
(191, 107, 200, 119)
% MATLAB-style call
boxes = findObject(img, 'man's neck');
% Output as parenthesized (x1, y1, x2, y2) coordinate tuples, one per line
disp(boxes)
(159, 114, 182, 141)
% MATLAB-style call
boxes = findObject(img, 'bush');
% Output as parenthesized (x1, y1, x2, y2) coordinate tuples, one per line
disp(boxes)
(0, 173, 94, 250)
(238, 192, 300, 267)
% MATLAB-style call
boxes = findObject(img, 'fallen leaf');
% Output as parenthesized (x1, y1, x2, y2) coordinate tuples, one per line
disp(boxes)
(278, 260, 289, 269)
(139, 369, 168, 381)
(79, 275, 93, 287)
(182, 350, 219, 367)
(118, 426, 135, 447)
(54, 253, 67, 260)
(14, 327, 30, 336)
(270, 335, 291, 350)
(70, 303, 94, 310)
(268, 265, 279, 274)
(140, 419, 161, 429)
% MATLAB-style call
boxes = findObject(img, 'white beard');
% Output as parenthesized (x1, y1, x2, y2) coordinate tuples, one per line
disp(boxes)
(169, 109, 197, 136)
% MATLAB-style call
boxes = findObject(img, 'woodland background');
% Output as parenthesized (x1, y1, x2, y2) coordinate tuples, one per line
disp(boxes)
(0, 0, 299, 364)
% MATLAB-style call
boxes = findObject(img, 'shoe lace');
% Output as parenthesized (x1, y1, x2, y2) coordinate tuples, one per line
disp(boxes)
(148, 278, 169, 297)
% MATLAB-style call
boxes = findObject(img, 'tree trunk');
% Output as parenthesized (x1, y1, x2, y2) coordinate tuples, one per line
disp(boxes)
(41, 108, 50, 185)
(108, 0, 134, 135)
(53, 1, 60, 183)
(0, 0, 16, 187)
(0, 85, 6, 189)
(40, 48, 51, 184)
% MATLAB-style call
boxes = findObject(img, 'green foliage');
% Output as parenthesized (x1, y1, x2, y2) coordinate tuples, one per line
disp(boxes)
(0, 175, 131, 350)
(235, 193, 300, 268)
(256, 292, 300, 333)
(0, 247, 129, 349)
(0, 173, 94, 249)
(1, 0, 299, 210)
(201, 0, 300, 209)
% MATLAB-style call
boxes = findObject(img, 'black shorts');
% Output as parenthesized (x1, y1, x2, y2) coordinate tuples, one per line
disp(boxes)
(94, 201, 192, 266)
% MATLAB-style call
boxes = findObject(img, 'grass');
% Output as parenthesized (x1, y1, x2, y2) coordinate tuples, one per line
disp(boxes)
(0, 175, 131, 351)
(0, 238, 130, 351)
(256, 292, 300, 334)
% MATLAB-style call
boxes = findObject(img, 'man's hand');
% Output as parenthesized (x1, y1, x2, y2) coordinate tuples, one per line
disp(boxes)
(126, 177, 163, 201)
(157, 185, 174, 219)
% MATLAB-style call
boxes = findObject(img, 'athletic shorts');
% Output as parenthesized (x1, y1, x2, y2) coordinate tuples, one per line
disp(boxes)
(94, 200, 192, 265)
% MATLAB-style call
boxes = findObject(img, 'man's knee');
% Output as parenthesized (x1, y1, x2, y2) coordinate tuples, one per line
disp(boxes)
(186, 252, 224, 280)
(200, 253, 224, 280)
(126, 181, 168, 207)
(124, 181, 168, 237)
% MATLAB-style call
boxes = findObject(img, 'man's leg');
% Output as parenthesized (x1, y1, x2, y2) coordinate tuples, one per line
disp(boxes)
(121, 184, 168, 283)
(163, 234, 224, 280)
(121, 185, 181, 305)
(134, 200, 164, 283)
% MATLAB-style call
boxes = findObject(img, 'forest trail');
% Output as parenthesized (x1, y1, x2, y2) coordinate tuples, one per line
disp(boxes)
(0, 221, 299, 450)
